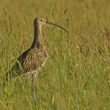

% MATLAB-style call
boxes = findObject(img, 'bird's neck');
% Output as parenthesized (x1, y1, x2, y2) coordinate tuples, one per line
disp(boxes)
(31, 23, 43, 48)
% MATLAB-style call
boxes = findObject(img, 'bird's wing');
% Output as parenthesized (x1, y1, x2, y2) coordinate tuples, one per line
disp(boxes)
(18, 48, 31, 64)
(5, 48, 31, 81)
(22, 48, 48, 73)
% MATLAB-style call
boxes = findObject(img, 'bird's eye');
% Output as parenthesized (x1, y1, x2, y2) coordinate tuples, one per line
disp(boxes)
(41, 18, 44, 22)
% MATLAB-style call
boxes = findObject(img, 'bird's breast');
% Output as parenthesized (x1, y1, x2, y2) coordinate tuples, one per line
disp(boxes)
(22, 47, 48, 74)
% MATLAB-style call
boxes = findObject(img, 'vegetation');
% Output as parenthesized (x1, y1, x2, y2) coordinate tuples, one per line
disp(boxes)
(0, 0, 109, 109)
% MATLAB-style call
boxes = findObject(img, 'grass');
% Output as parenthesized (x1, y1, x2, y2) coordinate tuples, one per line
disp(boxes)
(0, 0, 110, 109)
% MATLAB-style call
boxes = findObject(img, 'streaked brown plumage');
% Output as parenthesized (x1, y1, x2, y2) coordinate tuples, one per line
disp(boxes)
(5, 18, 48, 80)
(5, 17, 68, 81)
(4, 17, 68, 98)
(22, 46, 48, 74)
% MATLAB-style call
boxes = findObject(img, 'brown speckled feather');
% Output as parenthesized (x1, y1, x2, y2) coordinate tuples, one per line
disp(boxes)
(22, 46, 48, 74)
(5, 18, 48, 81)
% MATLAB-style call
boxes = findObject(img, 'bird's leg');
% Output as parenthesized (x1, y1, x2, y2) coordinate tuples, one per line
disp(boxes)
(31, 74, 37, 100)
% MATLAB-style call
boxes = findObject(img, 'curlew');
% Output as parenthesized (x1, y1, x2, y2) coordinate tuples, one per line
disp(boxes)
(5, 17, 68, 98)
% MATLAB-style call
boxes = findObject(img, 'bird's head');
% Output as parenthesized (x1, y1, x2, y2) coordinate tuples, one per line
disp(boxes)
(38, 18, 46, 26)
(34, 17, 68, 33)
(33, 18, 46, 28)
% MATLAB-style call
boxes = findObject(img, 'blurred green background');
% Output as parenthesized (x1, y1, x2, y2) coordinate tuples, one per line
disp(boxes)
(0, 0, 110, 110)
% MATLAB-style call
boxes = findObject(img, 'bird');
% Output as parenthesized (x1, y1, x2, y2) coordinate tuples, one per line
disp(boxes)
(4, 17, 68, 98)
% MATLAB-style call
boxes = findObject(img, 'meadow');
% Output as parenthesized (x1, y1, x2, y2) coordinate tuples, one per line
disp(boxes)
(0, 0, 110, 109)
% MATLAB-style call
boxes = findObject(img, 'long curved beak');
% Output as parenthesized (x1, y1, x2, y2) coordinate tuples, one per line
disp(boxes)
(46, 21, 68, 33)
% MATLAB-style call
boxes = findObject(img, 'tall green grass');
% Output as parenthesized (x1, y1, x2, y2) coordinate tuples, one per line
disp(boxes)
(0, 0, 110, 109)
